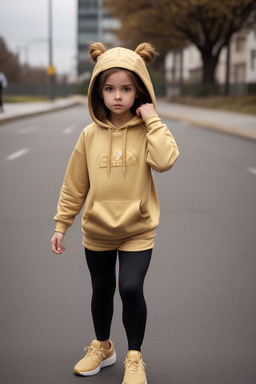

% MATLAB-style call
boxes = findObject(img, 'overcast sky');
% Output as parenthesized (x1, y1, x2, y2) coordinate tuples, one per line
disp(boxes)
(0, 0, 77, 75)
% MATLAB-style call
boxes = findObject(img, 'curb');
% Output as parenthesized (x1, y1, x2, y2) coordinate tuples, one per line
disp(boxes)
(159, 111, 256, 142)
(0, 101, 79, 125)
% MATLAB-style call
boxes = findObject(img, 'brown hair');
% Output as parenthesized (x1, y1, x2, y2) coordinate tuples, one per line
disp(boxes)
(91, 67, 152, 122)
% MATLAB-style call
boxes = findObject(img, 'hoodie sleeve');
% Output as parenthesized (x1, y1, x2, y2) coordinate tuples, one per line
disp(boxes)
(145, 114, 179, 172)
(54, 131, 89, 233)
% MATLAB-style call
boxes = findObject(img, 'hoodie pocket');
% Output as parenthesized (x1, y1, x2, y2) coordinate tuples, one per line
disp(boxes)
(84, 200, 150, 239)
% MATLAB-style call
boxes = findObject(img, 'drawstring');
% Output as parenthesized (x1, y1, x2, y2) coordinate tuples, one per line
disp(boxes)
(107, 128, 112, 177)
(122, 128, 127, 177)
(107, 127, 127, 178)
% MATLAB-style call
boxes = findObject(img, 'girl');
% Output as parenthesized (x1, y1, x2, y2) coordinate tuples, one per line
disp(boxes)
(51, 42, 179, 384)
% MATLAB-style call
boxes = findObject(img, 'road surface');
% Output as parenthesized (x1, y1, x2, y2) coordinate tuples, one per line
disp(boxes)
(1, 105, 255, 383)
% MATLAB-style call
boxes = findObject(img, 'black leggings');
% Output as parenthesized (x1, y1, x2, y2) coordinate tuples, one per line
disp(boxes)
(85, 248, 152, 351)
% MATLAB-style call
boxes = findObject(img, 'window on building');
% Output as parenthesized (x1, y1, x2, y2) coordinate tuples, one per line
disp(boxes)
(251, 50, 256, 70)
(78, 33, 98, 44)
(234, 64, 246, 83)
(189, 67, 202, 82)
(235, 36, 246, 52)
(79, 0, 98, 8)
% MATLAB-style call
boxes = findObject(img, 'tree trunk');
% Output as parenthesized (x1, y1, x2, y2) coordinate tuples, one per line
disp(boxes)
(224, 42, 231, 96)
(179, 50, 183, 94)
(200, 49, 219, 84)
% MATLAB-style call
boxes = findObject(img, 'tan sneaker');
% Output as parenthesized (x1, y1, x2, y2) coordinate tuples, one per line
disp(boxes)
(74, 339, 116, 376)
(122, 350, 147, 384)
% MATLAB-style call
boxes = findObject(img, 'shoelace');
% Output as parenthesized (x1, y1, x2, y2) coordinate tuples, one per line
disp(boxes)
(124, 358, 146, 374)
(84, 346, 105, 362)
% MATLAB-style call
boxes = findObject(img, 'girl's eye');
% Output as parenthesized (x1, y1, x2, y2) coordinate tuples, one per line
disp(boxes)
(105, 87, 113, 92)
(123, 87, 131, 92)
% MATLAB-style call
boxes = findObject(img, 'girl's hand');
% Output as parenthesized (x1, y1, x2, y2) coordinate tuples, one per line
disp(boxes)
(136, 103, 156, 120)
(51, 232, 66, 254)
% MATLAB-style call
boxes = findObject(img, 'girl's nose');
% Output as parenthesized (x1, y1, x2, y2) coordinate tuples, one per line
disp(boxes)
(114, 90, 121, 99)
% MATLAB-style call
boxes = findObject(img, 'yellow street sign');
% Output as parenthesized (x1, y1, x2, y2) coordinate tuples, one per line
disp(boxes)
(47, 64, 55, 75)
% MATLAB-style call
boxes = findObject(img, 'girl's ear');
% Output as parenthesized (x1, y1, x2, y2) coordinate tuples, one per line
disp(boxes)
(135, 43, 157, 64)
(89, 42, 106, 62)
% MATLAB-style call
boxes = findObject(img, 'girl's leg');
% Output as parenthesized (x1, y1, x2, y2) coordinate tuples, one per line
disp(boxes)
(85, 248, 117, 342)
(118, 249, 152, 351)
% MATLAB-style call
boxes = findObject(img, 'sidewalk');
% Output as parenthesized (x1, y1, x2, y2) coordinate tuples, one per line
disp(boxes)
(157, 99, 256, 141)
(1, 95, 256, 141)
(0, 96, 83, 124)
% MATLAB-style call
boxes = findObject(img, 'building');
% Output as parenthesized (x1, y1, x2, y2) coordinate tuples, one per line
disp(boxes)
(77, 0, 120, 78)
(165, 28, 256, 96)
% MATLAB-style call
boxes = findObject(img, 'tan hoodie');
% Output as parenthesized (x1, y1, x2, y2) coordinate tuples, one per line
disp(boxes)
(54, 44, 179, 251)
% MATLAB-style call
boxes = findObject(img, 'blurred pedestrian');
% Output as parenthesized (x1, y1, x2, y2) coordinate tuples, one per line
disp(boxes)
(0, 72, 8, 112)
(51, 42, 179, 384)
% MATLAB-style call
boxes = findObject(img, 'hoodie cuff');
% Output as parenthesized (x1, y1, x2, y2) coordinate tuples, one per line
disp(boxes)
(144, 114, 161, 128)
(55, 222, 69, 234)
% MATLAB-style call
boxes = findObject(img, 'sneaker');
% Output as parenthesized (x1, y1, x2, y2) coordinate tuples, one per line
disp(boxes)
(74, 339, 116, 376)
(122, 350, 147, 384)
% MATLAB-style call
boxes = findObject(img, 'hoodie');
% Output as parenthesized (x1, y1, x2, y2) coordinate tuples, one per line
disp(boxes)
(54, 43, 179, 251)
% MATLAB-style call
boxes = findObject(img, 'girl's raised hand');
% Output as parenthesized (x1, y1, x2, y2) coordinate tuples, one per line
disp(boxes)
(51, 232, 66, 254)
(136, 103, 156, 120)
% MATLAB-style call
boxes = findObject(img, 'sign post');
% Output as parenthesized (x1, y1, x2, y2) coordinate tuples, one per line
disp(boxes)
(48, 0, 55, 100)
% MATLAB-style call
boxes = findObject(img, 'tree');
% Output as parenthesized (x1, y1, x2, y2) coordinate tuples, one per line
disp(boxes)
(104, 0, 256, 84)
(105, 0, 186, 70)
(0, 37, 22, 81)
(0, 37, 50, 84)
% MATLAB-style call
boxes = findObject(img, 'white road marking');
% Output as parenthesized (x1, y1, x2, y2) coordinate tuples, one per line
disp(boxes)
(19, 126, 38, 135)
(247, 167, 256, 175)
(6, 148, 30, 161)
(63, 125, 76, 135)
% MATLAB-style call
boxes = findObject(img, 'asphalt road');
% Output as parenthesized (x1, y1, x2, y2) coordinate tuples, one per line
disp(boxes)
(1, 105, 256, 384)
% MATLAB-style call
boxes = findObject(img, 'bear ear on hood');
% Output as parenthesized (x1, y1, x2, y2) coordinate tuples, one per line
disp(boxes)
(89, 42, 106, 62)
(135, 43, 157, 64)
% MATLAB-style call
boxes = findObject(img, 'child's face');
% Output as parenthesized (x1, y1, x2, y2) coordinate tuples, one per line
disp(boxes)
(102, 70, 137, 122)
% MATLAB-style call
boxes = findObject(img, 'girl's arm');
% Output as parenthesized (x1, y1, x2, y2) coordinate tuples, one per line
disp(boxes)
(136, 103, 179, 172)
(53, 131, 89, 236)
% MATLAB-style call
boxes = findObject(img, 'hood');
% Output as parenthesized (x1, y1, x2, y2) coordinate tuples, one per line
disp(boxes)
(87, 43, 157, 128)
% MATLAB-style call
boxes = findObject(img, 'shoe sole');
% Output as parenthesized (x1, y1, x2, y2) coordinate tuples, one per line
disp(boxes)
(74, 352, 117, 376)
(122, 381, 147, 384)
